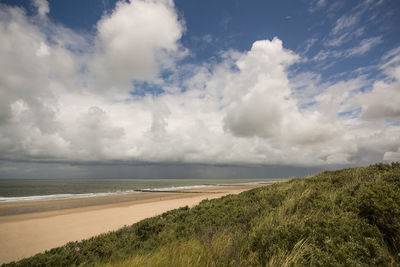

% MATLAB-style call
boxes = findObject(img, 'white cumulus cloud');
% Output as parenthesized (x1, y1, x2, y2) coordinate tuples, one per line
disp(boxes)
(89, 0, 185, 93)
(0, 0, 399, 169)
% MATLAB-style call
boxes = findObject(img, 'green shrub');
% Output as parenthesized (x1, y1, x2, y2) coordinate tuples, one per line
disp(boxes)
(4, 162, 400, 267)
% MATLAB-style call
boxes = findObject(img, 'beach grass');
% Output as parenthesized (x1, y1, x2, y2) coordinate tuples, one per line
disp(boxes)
(4, 162, 400, 266)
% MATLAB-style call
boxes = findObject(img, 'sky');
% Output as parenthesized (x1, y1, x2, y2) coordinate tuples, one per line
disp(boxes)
(0, 0, 399, 179)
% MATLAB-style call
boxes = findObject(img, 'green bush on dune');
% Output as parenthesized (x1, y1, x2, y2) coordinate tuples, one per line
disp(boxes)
(4, 162, 400, 266)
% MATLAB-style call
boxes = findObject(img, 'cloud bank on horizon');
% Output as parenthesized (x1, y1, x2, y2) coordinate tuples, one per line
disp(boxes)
(0, 0, 399, 172)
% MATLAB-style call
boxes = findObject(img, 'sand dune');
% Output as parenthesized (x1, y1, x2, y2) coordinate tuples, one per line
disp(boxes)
(0, 184, 269, 264)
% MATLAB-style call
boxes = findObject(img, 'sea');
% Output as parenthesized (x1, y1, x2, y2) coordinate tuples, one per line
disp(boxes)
(0, 178, 285, 203)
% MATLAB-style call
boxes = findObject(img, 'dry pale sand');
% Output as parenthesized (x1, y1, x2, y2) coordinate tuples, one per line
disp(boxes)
(0, 183, 270, 264)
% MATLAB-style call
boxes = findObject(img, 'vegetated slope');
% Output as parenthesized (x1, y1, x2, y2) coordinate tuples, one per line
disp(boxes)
(4, 163, 400, 267)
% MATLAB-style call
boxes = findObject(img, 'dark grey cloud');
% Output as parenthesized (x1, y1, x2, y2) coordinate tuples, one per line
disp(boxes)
(0, 161, 332, 179)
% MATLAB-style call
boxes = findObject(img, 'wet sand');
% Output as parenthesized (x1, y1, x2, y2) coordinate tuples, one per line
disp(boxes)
(0, 183, 271, 264)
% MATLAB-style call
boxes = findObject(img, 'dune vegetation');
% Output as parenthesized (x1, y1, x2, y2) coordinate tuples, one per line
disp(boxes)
(4, 163, 400, 266)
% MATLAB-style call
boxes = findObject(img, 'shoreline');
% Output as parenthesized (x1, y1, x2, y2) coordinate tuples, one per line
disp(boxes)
(0, 183, 272, 264)
(0, 180, 280, 204)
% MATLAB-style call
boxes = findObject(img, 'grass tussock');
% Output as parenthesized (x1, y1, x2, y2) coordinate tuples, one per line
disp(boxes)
(4, 162, 400, 267)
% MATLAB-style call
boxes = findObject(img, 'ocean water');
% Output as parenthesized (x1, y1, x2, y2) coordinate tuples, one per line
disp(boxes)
(0, 178, 284, 203)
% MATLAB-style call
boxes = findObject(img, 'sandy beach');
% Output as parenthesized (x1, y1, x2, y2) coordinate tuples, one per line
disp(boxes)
(0, 183, 270, 264)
